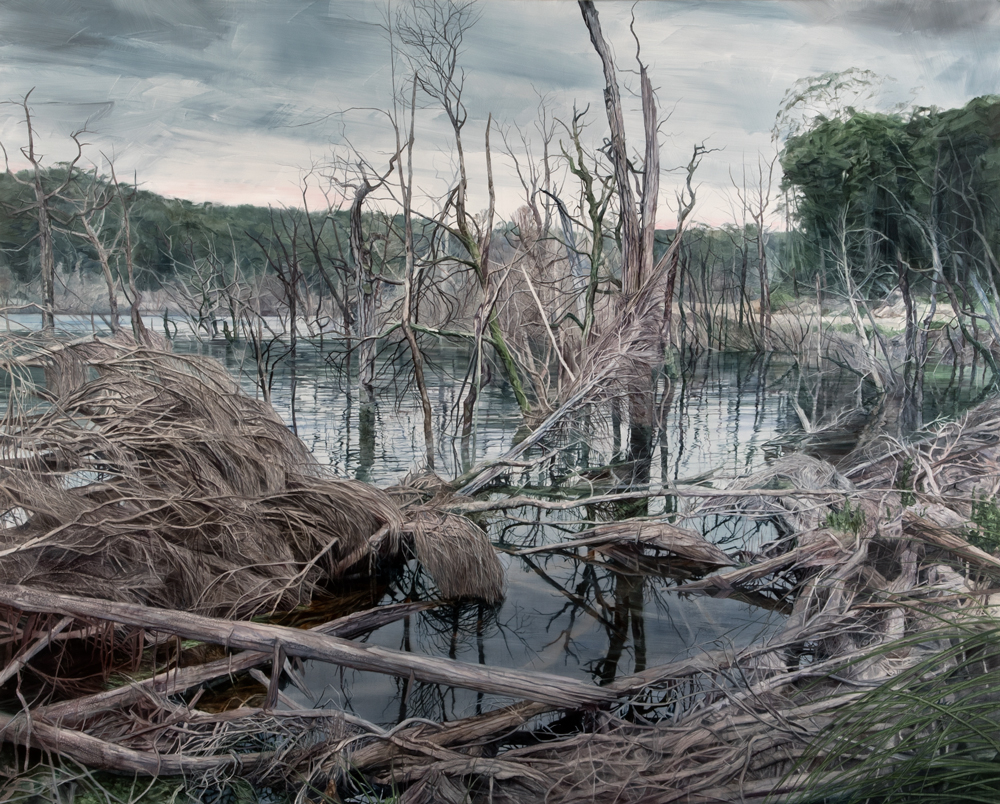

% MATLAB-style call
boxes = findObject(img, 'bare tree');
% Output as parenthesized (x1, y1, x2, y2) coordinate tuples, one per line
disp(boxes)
(60, 166, 122, 333)
(578, 1, 669, 483)
(397, 0, 529, 415)
(395, 77, 436, 468)
(1, 91, 85, 330)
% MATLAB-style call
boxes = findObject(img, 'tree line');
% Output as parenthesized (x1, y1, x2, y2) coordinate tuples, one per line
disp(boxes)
(2, 2, 999, 463)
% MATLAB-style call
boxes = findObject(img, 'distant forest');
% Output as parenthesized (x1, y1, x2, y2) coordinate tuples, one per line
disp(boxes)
(2, 66, 999, 427)
(1, 92, 996, 320)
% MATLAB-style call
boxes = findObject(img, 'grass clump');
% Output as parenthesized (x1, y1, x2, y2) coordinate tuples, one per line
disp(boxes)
(784, 623, 1000, 804)
(826, 499, 866, 536)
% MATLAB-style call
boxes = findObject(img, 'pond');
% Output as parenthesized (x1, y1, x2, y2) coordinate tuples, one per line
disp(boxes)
(0, 314, 981, 729)
(173, 338, 803, 727)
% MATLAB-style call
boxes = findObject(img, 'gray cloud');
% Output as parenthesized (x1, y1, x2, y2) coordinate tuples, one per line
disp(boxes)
(0, 0, 994, 222)
(804, 0, 1000, 35)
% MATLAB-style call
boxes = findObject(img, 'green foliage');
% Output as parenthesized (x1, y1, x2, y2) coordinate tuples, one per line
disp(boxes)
(896, 457, 915, 507)
(965, 493, 1000, 553)
(826, 499, 866, 535)
(779, 93, 1000, 304)
(0, 166, 357, 295)
(784, 622, 1000, 804)
(768, 286, 797, 310)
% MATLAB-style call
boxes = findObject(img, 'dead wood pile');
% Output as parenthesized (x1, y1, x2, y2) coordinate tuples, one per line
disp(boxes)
(0, 336, 501, 618)
(332, 403, 1000, 803)
(4, 335, 1000, 803)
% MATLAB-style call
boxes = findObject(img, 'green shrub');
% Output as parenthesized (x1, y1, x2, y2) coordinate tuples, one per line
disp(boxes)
(896, 457, 915, 507)
(769, 287, 797, 311)
(826, 499, 866, 536)
(965, 493, 1000, 553)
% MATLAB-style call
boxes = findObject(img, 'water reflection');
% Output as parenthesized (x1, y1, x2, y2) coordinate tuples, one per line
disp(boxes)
(0, 315, 983, 730)
(268, 350, 833, 726)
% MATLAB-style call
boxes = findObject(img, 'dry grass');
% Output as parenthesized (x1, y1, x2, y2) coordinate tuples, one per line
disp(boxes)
(0, 336, 402, 618)
(0, 335, 502, 623)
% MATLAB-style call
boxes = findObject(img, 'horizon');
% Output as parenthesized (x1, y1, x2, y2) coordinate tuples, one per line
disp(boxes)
(1, 1, 996, 229)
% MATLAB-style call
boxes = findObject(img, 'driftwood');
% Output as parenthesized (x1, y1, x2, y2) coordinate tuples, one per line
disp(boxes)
(0, 584, 615, 710)
(6, 334, 1000, 802)
(36, 600, 432, 727)
(516, 520, 733, 572)
(334, 428, 1000, 802)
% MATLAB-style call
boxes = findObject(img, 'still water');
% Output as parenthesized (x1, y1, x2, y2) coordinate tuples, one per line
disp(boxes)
(180, 338, 799, 726)
(0, 315, 921, 727)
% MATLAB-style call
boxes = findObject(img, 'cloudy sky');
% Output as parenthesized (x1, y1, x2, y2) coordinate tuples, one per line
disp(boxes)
(0, 0, 997, 226)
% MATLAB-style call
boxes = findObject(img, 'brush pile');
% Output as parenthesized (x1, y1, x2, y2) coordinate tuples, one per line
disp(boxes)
(3, 333, 1000, 803)
(0, 335, 501, 617)
(334, 402, 1000, 803)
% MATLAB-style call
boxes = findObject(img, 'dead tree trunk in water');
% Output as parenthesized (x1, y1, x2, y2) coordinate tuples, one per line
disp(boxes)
(897, 253, 921, 433)
(396, 79, 435, 469)
(350, 182, 379, 407)
(108, 168, 150, 345)
(1, 93, 84, 331)
(398, 1, 529, 417)
(579, 2, 662, 489)
(579, 2, 646, 300)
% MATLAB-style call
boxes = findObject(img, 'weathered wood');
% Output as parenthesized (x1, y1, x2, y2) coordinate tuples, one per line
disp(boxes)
(0, 711, 270, 775)
(346, 700, 550, 774)
(903, 511, 1000, 575)
(516, 521, 733, 567)
(38, 601, 433, 725)
(0, 584, 615, 709)
(0, 615, 73, 686)
(677, 532, 845, 592)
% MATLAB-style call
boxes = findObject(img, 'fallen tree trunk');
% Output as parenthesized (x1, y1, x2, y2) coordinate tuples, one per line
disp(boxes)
(36, 600, 432, 726)
(0, 709, 272, 775)
(0, 584, 615, 709)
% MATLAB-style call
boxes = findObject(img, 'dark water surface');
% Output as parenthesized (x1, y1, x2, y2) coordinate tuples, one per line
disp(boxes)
(0, 315, 979, 728)
(200, 340, 800, 726)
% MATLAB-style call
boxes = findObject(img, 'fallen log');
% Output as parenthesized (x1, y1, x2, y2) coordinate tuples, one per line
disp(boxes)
(516, 521, 733, 568)
(36, 600, 432, 726)
(0, 584, 616, 709)
(0, 710, 271, 775)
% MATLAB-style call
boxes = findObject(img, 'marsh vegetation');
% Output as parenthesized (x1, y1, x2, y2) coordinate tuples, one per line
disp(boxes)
(1, 2, 1000, 803)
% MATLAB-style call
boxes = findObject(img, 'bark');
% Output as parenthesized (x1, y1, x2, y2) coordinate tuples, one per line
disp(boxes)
(578, 1, 642, 298)
(0, 584, 617, 709)
(0, 711, 268, 775)
(350, 183, 378, 405)
(36, 601, 431, 727)
(32, 169, 56, 330)
(398, 79, 435, 468)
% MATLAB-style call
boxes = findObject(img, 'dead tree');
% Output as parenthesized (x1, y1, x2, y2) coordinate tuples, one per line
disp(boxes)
(560, 107, 615, 344)
(1, 91, 85, 330)
(397, 0, 529, 416)
(578, 2, 666, 484)
(394, 71, 436, 469)
(59, 167, 122, 333)
(731, 153, 778, 351)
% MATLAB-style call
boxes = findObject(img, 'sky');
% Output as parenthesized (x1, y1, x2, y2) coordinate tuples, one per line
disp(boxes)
(0, 0, 997, 227)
